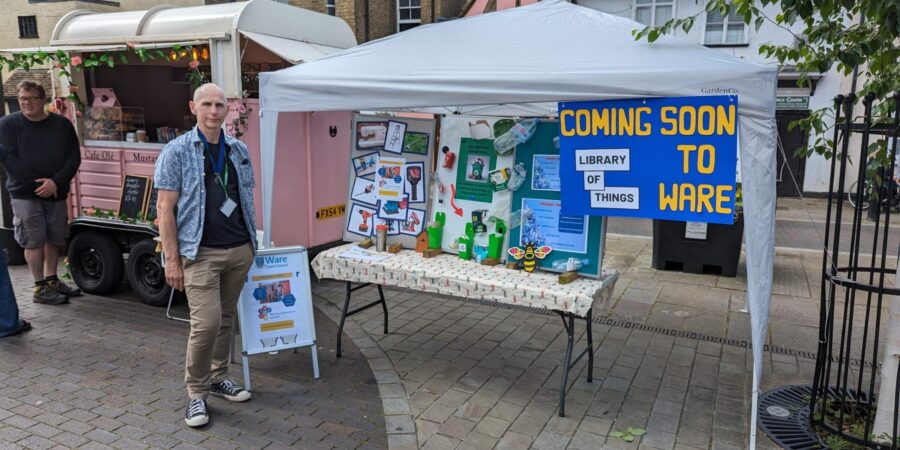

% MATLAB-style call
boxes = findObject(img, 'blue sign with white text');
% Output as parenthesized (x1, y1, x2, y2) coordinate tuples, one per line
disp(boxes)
(559, 96, 739, 224)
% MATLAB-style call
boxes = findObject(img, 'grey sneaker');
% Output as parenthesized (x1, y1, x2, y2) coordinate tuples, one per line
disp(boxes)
(184, 398, 209, 427)
(209, 379, 251, 402)
(33, 285, 68, 305)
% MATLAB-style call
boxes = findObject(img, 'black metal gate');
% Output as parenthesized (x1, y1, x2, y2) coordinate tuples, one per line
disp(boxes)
(760, 92, 900, 448)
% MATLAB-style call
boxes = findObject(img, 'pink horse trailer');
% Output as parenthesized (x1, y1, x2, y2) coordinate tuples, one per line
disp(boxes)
(1, 1, 355, 305)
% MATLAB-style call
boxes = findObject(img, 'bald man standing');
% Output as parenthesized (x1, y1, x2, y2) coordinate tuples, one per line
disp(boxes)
(154, 84, 257, 427)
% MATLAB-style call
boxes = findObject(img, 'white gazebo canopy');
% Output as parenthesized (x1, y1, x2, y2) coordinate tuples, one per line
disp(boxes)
(258, 1, 778, 446)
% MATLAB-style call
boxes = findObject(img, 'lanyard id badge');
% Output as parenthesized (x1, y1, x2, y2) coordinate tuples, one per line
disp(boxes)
(219, 197, 237, 217)
(199, 129, 237, 218)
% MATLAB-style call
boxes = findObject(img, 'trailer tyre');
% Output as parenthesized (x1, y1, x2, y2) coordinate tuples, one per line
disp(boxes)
(127, 239, 171, 306)
(68, 231, 124, 295)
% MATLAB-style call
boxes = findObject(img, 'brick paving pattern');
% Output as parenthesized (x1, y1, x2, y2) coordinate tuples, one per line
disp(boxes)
(0, 268, 386, 450)
(2, 198, 886, 449)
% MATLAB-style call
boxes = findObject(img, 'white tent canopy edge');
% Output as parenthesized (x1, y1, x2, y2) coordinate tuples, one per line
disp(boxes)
(258, 1, 777, 446)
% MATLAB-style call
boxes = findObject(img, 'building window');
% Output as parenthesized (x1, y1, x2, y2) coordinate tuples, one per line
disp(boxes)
(397, 0, 421, 32)
(18, 16, 38, 39)
(326, 0, 335, 16)
(633, 0, 674, 27)
(704, 9, 748, 46)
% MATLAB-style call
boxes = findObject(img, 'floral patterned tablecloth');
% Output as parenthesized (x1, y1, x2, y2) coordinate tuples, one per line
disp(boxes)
(311, 244, 619, 318)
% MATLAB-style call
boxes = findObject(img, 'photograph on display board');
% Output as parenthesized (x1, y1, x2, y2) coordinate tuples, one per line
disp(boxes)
(403, 132, 430, 155)
(376, 195, 410, 222)
(350, 177, 377, 206)
(383, 120, 407, 154)
(454, 138, 497, 203)
(352, 152, 379, 178)
(356, 121, 388, 150)
(532, 155, 561, 191)
(399, 208, 426, 236)
(404, 162, 425, 203)
(252, 280, 297, 307)
(376, 156, 407, 200)
(347, 203, 377, 237)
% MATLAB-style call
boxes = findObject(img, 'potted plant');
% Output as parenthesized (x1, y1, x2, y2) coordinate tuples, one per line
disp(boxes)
(651, 183, 743, 277)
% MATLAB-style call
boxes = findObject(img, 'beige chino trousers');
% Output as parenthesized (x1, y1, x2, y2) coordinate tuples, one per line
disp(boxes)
(182, 243, 253, 399)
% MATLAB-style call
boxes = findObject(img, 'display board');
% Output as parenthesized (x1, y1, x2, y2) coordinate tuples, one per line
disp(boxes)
(431, 116, 516, 253)
(507, 120, 606, 277)
(238, 246, 317, 356)
(343, 115, 435, 248)
(558, 95, 739, 224)
(119, 175, 151, 220)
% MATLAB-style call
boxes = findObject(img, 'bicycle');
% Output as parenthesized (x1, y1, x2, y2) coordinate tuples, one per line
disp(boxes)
(847, 174, 900, 212)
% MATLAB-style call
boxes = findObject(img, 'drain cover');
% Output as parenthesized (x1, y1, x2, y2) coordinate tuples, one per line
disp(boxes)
(758, 385, 822, 449)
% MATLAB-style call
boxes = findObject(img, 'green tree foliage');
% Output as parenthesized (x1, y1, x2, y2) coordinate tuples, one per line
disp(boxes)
(634, 0, 900, 159)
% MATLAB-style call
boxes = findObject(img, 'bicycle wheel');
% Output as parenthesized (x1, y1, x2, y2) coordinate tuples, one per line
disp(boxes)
(847, 180, 871, 210)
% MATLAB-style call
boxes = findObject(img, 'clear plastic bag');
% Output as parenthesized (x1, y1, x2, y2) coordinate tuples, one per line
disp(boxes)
(493, 119, 538, 154)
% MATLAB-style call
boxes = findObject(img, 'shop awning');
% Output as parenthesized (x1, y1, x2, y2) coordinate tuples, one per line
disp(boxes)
(0, 44, 127, 54)
(240, 31, 345, 64)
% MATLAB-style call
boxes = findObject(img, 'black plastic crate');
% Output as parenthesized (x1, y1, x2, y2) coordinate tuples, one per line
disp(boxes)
(651, 219, 743, 277)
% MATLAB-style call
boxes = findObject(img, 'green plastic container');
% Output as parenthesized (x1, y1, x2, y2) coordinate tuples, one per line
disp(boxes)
(427, 226, 443, 249)
(458, 237, 472, 260)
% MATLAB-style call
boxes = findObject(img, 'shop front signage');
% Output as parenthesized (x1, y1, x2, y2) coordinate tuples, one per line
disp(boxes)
(559, 95, 739, 224)
(776, 96, 809, 110)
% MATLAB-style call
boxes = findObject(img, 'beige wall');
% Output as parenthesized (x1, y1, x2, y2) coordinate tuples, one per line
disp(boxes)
(288, 0, 466, 43)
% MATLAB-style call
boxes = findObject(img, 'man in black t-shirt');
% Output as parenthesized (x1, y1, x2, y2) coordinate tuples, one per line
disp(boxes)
(0, 81, 82, 305)
(155, 83, 257, 428)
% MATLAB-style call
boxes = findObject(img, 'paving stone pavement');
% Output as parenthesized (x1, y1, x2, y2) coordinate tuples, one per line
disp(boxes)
(2, 198, 868, 449)
(0, 267, 386, 450)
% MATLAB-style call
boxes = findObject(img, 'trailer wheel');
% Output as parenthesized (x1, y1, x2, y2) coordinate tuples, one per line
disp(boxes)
(127, 239, 171, 306)
(68, 231, 124, 294)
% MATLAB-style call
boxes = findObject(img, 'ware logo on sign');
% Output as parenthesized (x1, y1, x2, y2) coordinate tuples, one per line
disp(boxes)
(559, 96, 739, 224)
(255, 255, 289, 269)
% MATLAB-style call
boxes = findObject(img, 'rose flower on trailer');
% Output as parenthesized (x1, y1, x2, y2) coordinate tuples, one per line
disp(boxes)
(70, 56, 82, 67)
(189, 60, 200, 69)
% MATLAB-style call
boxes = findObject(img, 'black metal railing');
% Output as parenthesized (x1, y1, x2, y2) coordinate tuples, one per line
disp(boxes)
(809, 92, 900, 448)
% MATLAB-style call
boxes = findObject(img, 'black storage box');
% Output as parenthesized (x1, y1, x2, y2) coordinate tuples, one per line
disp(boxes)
(652, 219, 743, 277)
(1, 228, 25, 266)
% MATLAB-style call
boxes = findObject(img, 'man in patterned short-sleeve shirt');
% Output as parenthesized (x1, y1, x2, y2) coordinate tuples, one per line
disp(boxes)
(154, 83, 258, 427)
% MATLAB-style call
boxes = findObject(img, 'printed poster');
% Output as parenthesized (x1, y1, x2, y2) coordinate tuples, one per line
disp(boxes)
(384, 121, 407, 154)
(532, 155, 561, 191)
(239, 248, 316, 356)
(520, 198, 588, 253)
(350, 177, 377, 206)
(376, 156, 406, 201)
(455, 138, 496, 203)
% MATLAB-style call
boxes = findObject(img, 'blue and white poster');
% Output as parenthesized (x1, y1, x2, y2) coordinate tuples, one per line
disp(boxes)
(558, 95, 739, 224)
(520, 198, 587, 253)
(531, 155, 561, 191)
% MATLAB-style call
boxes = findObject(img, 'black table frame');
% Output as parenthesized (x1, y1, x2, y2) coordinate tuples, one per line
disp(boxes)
(335, 281, 594, 417)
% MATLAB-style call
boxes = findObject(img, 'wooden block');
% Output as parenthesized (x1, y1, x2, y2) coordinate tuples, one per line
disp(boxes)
(481, 258, 501, 266)
(388, 243, 403, 254)
(506, 262, 520, 270)
(558, 271, 579, 284)
(422, 248, 443, 258)
(358, 238, 374, 249)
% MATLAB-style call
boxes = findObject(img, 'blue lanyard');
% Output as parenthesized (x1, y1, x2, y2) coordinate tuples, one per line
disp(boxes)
(198, 129, 228, 192)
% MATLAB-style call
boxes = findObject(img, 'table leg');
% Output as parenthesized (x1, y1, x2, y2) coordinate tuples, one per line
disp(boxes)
(555, 309, 594, 417)
(336, 282, 391, 358)
(559, 312, 575, 417)
(377, 285, 389, 334)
